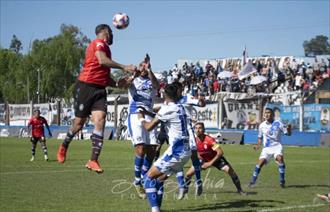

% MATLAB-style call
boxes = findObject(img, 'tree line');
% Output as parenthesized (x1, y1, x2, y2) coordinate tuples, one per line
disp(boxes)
(0, 23, 329, 104)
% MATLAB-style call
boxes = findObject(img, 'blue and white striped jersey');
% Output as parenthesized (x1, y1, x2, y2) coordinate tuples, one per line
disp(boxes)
(156, 102, 190, 155)
(128, 76, 156, 113)
(258, 120, 288, 147)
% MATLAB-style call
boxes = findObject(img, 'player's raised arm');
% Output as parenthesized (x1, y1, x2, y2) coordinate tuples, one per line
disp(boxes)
(144, 54, 160, 90)
(95, 51, 136, 73)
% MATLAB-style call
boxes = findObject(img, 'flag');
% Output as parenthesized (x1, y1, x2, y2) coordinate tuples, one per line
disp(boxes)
(242, 46, 247, 65)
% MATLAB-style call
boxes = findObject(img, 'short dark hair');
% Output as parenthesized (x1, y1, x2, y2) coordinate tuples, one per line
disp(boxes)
(33, 109, 40, 113)
(195, 122, 205, 129)
(164, 84, 179, 101)
(265, 107, 274, 115)
(95, 24, 111, 35)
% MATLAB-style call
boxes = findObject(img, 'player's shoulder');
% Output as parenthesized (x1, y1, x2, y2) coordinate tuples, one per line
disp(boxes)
(259, 121, 268, 128)
(92, 39, 108, 49)
(205, 134, 216, 143)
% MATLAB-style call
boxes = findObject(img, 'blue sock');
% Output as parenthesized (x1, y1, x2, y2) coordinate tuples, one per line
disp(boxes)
(144, 176, 159, 209)
(141, 157, 151, 180)
(192, 159, 202, 185)
(278, 163, 285, 184)
(251, 165, 261, 184)
(134, 155, 144, 185)
(176, 170, 185, 188)
(156, 179, 164, 207)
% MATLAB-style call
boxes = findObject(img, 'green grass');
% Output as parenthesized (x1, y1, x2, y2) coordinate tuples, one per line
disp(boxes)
(0, 137, 329, 212)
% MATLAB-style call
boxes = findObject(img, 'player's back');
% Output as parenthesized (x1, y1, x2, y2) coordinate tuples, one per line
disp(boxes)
(78, 39, 111, 87)
(128, 76, 155, 113)
(157, 102, 189, 146)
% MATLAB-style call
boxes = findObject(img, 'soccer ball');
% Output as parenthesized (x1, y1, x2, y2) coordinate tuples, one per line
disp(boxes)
(113, 13, 129, 30)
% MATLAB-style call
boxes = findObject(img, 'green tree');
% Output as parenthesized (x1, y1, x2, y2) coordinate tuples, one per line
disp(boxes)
(29, 24, 89, 102)
(9, 35, 22, 54)
(303, 35, 330, 56)
(0, 24, 89, 103)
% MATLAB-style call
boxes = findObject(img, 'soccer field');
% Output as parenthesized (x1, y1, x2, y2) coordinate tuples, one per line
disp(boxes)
(0, 138, 329, 212)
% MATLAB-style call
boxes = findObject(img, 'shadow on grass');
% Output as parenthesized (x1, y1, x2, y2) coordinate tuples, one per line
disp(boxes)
(170, 199, 285, 211)
(286, 184, 330, 188)
(217, 190, 258, 196)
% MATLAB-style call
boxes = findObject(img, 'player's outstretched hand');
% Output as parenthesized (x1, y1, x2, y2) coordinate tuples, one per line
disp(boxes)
(201, 162, 212, 170)
(124, 64, 137, 73)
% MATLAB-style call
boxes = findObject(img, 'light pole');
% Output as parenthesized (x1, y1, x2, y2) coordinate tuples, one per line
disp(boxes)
(37, 68, 40, 103)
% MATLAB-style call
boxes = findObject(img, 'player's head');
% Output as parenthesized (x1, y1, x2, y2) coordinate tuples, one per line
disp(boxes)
(164, 84, 179, 102)
(264, 108, 274, 122)
(95, 24, 113, 45)
(194, 122, 205, 137)
(139, 61, 149, 77)
(172, 81, 183, 99)
(33, 109, 40, 117)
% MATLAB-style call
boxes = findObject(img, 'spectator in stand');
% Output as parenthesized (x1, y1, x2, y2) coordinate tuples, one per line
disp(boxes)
(213, 77, 220, 93)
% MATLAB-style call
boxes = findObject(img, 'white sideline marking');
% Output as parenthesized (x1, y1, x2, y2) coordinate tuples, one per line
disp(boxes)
(0, 167, 132, 175)
(0, 160, 327, 175)
(258, 203, 326, 211)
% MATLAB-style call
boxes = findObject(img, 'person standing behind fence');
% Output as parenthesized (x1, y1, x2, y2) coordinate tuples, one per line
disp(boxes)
(56, 24, 136, 173)
(28, 109, 52, 162)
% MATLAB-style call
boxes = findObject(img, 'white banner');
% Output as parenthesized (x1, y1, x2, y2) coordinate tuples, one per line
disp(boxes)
(224, 101, 260, 130)
(190, 103, 218, 128)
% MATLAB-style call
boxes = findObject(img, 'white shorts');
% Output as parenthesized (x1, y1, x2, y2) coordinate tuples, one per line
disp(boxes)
(128, 113, 158, 146)
(154, 147, 191, 176)
(259, 143, 283, 163)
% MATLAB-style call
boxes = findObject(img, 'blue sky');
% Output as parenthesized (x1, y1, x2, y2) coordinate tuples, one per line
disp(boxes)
(1, 0, 329, 71)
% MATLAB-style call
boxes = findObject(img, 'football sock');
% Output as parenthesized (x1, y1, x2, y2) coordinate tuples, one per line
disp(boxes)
(62, 131, 75, 148)
(134, 155, 144, 185)
(156, 179, 164, 207)
(176, 170, 185, 188)
(185, 176, 192, 187)
(144, 176, 159, 208)
(90, 133, 103, 161)
(278, 163, 286, 184)
(141, 157, 151, 180)
(192, 159, 202, 185)
(251, 165, 261, 184)
(230, 173, 243, 192)
(41, 142, 48, 156)
(31, 144, 36, 156)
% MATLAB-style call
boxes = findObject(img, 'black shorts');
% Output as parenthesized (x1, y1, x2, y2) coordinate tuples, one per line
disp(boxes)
(208, 156, 230, 170)
(30, 137, 45, 143)
(73, 81, 107, 118)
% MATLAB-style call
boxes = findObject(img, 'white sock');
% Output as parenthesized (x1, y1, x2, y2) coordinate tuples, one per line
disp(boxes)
(151, 206, 160, 212)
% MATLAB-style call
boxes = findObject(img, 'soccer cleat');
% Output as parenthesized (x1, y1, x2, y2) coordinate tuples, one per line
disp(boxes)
(280, 182, 285, 188)
(177, 187, 187, 200)
(133, 184, 146, 199)
(248, 182, 255, 188)
(238, 190, 247, 196)
(44, 155, 49, 161)
(316, 193, 330, 203)
(57, 144, 67, 163)
(85, 160, 103, 173)
(30, 156, 35, 162)
(195, 182, 203, 196)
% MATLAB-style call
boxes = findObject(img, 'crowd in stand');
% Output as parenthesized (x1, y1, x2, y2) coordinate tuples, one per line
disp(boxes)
(158, 56, 330, 103)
